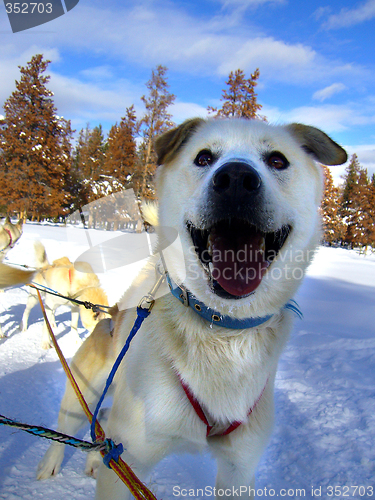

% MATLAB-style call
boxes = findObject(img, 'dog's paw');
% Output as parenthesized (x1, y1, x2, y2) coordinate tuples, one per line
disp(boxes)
(84, 451, 102, 478)
(20, 321, 27, 332)
(36, 444, 64, 480)
(40, 339, 53, 350)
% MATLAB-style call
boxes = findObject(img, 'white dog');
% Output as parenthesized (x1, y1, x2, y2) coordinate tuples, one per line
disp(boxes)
(37, 118, 347, 498)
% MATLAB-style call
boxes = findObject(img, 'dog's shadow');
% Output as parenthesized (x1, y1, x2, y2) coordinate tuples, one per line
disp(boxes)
(0, 302, 84, 343)
(0, 360, 68, 492)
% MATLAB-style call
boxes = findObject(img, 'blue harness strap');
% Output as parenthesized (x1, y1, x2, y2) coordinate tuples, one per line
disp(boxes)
(90, 307, 151, 443)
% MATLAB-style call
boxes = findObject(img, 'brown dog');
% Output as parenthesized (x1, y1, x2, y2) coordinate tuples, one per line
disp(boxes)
(0, 217, 23, 260)
(0, 262, 34, 338)
(21, 242, 109, 349)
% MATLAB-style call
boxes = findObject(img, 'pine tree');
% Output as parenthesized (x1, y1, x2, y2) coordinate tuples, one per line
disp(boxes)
(104, 106, 137, 189)
(137, 65, 175, 199)
(71, 123, 106, 204)
(82, 124, 106, 182)
(341, 154, 362, 247)
(369, 178, 375, 247)
(208, 68, 264, 120)
(0, 55, 73, 220)
(341, 155, 375, 250)
(321, 166, 345, 245)
(348, 168, 375, 250)
(341, 154, 361, 213)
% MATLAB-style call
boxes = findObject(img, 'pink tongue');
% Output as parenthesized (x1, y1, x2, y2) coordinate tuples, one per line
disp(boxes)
(211, 231, 268, 296)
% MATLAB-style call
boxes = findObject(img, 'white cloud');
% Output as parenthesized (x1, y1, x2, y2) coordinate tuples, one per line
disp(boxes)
(323, 0, 375, 29)
(48, 73, 209, 132)
(169, 101, 209, 124)
(0, 2, 367, 88)
(79, 66, 115, 81)
(217, 0, 286, 6)
(283, 104, 375, 133)
(264, 104, 351, 133)
(48, 72, 143, 130)
(217, 37, 317, 80)
(313, 83, 347, 102)
(261, 100, 375, 139)
(313, 6, 331, 21)
(346, 145, 375, 172)
(0, 0, 373, 147)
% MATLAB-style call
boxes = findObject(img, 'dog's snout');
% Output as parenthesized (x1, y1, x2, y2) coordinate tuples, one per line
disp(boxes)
(212, 162, 262, 196)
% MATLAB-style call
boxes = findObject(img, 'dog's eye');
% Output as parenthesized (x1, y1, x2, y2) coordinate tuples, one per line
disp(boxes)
(266, 152, 289, 170)
(194, 150, 214, 167)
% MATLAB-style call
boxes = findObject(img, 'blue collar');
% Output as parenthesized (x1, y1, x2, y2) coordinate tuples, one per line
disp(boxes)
(166, 275, 302, 329)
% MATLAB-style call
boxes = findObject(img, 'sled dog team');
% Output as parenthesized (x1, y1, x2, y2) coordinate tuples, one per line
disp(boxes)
(0, 118, 347, 499)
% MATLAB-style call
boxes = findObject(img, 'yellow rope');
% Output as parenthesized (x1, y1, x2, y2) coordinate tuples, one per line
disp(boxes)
(35, 288, 157, 500)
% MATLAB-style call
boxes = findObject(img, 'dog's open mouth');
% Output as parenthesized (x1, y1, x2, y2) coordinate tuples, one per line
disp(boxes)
(187, 219, 292, 299)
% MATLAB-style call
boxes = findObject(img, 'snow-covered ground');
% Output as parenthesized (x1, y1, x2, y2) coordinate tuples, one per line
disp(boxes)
(0, 223, 374, 500)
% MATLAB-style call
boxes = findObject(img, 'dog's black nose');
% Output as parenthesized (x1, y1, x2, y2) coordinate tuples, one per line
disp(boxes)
(212, 161, 262, 196)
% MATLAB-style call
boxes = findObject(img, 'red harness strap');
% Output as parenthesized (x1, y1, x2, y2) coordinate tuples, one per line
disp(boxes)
(180, 377, 267, 437)
(4, 228, 13, 248)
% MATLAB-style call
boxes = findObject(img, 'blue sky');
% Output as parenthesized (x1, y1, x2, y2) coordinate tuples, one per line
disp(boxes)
(1, 0, 375, 184)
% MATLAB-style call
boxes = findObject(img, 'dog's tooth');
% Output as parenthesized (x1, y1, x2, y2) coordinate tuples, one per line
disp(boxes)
(207, 234, 214, 256)
(209, 261, 214, 276)
(260, 237, 266, 254)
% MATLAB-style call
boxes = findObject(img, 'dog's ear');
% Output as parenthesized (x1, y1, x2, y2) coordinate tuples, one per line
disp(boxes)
(287, 123, 347, 166)
(155, 118, 205, 166)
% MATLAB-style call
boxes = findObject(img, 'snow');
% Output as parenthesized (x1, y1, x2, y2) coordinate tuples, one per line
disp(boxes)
(0, 225, 374, 500)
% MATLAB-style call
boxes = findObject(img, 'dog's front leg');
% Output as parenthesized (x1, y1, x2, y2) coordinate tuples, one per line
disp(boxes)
(214, 454, 257, 499)
(70, 306, 81, 344)
(40, 300, 57, 349)
(37, 324, 115, 480)
(211, 397, 274, 500)
(20, 291, 38, 332)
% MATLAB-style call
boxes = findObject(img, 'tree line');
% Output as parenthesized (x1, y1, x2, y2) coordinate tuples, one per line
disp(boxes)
(0, 54, 373, 249)
(322, 157, 375, 251)
(0, 56, 262, 221)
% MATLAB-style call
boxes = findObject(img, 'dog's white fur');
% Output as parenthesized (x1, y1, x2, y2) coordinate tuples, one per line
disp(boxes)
(36, 118, 346, 498)
(21, 242, 109, 349)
